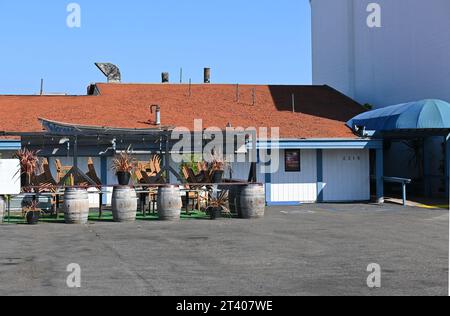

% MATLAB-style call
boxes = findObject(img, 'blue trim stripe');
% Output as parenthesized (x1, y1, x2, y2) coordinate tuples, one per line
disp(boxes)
(101, 156, 108, 184)
(446, 134, 450, 198)
(265, 172, 271, 206)
(257, 139, 383, 150)
(0, 141, 21, 151)
(267, 201, 303, 207)
(316, 149, 324, 202)
(375, 148, 384, 203)
(264, 149, 272, 206)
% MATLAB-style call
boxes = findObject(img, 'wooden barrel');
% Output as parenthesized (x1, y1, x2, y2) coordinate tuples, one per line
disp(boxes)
(64, 188, 90, 224)
(157, 185, 182, 221)
(0, 196, 5, 223)
(240, 184, 266, 219)
(112, 186, 138, 222)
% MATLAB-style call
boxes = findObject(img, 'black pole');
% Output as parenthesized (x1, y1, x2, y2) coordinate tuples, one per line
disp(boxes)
(73, 136, 78, 169)
(7, 197, 10, 224)
(165, 132, 170, 184)
(248, 162, 257, 183)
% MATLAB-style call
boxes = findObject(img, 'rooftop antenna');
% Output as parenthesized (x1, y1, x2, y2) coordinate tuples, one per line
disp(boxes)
(180, 68, 183, 83)
(40, 78, 44, 96)
(292, 93, 295, 113)
(189, 78, 192, 97)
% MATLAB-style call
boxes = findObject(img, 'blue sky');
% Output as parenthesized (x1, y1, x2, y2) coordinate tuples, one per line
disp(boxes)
(0, 0, 312, 95)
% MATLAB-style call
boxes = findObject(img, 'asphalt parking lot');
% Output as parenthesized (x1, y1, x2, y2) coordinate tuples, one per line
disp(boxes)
(0, 203, 448, 296)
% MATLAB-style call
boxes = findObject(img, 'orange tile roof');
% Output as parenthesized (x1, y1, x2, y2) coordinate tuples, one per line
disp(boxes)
(0, 83, 363, 139)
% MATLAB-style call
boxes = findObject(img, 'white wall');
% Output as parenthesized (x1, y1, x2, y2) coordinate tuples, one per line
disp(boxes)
(226, 149, 370, 203)
(311, 0, 356, 97)
(0, 159, 20, 195)
(311, 0, 450, 107)
(270, 150, 318, 203)
(322, 149, 370, 201)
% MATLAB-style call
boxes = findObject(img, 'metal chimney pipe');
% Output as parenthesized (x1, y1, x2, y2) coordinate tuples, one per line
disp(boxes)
(151, 105, 161, 125)
(204, 68, 211, 83)
(162, 72, 169, 83)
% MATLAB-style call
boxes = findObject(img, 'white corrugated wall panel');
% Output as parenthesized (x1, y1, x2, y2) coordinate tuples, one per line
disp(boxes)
(322, 149, 370, 202)
(270, 150, 317, 203)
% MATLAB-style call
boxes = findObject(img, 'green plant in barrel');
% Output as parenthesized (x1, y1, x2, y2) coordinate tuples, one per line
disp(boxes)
(112, 148, 137, 185)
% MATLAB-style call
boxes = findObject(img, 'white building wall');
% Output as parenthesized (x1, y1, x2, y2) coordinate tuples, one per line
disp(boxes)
(322, 149, 370, 201)
(270, 150, 318, 203)
(311, 0, 450, 107)
(226, 149, 370, 204)
(311, 0, 356, 98)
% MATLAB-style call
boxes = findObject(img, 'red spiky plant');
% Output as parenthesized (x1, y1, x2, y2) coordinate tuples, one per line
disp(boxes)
(13, 148, 40, 188)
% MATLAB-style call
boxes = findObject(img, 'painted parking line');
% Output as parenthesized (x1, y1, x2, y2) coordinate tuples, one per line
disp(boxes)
(280, 210, 316, 215)
(416, 204, 449, 210)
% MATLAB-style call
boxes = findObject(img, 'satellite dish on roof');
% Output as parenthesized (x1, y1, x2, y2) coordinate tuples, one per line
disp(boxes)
(95, 63, 121, 83)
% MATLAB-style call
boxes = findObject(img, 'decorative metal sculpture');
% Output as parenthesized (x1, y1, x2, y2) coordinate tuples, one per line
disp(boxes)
(95, 62, 121, 83)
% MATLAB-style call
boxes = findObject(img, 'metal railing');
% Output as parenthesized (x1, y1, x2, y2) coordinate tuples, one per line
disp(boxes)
(384, 177, 412, 207)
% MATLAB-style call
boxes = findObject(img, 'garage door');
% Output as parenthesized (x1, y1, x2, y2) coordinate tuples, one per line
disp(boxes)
(323, 149, 370, 202)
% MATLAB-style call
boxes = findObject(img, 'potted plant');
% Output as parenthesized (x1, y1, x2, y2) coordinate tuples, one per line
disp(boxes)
(207, 150, 227, 183)
(112, 150, 137, 186)
(22, 200, 42, 225)
(13, 148, 40, 190)
(205, 190, 230, 220)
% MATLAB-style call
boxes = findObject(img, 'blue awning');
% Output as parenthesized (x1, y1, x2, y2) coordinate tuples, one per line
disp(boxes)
(347, 99, 450, 132)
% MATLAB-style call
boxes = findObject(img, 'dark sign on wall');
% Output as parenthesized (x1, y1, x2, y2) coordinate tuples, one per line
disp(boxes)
(285, 149, 301, 172)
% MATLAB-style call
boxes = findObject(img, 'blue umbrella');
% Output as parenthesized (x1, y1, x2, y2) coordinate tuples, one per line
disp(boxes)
(347, 99, 450, 131)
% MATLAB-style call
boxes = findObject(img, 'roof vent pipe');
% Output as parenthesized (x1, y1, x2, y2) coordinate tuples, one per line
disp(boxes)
(162, 72, 169, 83)
(204, 68, 211, 83)
(151, 105, 161, 126)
